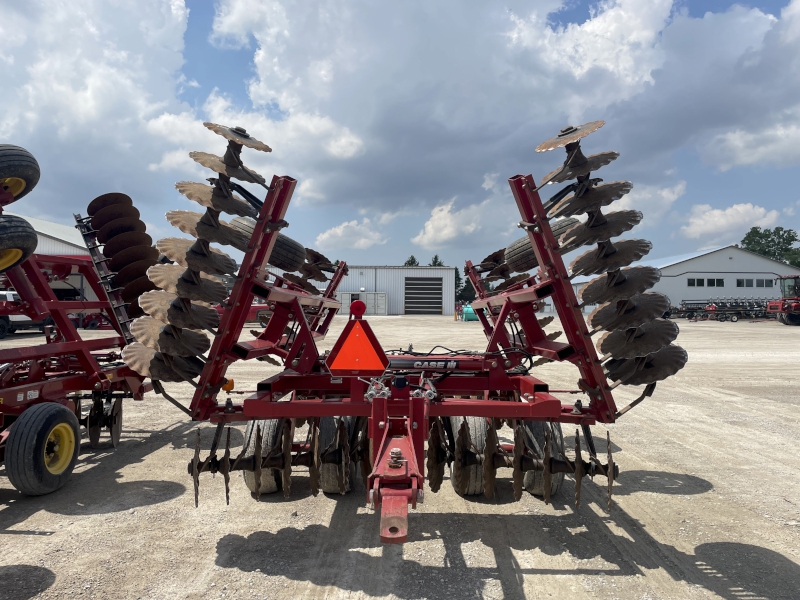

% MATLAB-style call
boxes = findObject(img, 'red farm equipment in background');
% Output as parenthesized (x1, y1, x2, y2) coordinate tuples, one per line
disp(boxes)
(767, 275, 800, 325)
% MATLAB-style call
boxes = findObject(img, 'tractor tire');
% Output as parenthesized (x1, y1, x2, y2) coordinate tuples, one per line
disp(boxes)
(242, 418, 284, 496)
(730, 314, 739, 323)
(0, 145, 40, 202)
(229, 217, 306, 272)
(319, 416, 356, 494)
(5, 403, 81, 496)
(0, 214, 38, 274)
(522, 421, 565, 498)
(787, 314, 800, 326)
(0, 318, 8, 340)
(449, 416, 487, 496)
(504, 217, 580, 274)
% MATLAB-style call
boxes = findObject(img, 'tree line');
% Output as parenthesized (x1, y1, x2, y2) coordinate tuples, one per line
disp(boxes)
(740, 227, 800, 267)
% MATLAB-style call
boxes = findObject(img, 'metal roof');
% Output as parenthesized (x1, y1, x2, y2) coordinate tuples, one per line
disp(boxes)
(6, 212, 87, 250)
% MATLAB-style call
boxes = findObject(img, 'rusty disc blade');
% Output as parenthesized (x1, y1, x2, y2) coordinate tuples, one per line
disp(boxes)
(579, 266, 661, 305)
(550, 181, 633, 218)
(536, 121, 605, 153)
(588, 292, 671, 331)
(91, 204, 140, 231)
(130, 316, 210, 357)
(114, 258, 159, 288)
(156, 237, 238, 276)
(304, 247, 333, 267)
(147, 264, 228, 304)
(606, 344, 688, 386)
(541, 151, 619, 185)
(560, 210, 643, 251)
(87, 192, 133, 217)
(494, 273, 530, 291)
(189, 151, 265, 185)
(121, 276, 158, 302)
(485, 264, 512, 282)
(203, 122, 272, 152)
(103, 231, 152, 258)
(598, 319, 680, 359)
(570, 239, 653, 276)
(283, 273, 321, 295)
(175, 181, 257, 218)
(109, 245, 158, 273)
(165, 211, 250, 253)
(478, 248, 506, 269)
(139, 290, 220, 329)
(98, 217, 146, 244)
(298, 262, 329, 282)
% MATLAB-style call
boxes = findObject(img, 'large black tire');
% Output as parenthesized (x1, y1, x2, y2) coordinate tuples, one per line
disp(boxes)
(5, 403, 81, 496)
(449, 416, 487, 496)
(787, 314, 800, 326)
(229, 217, 306, 272)
(0, 214, 38, 274)
(504, 217, 580, 273)
(0, 145, 40, 202)
(522, 421, 565, 497)
(242, 419, 284, 495)
(0, 318, 8, 340)
(319, 416, 356, 494)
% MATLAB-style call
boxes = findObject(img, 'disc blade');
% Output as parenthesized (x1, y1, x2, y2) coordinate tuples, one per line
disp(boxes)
(109, 245, 158, 273)
(298, 262, 329, 282)
(147, 264, 228, 304)
(494, 273, 529, 291)
(485, 264, 512, 281)
(305, 247, 333, 267)
(156, 237, 238, 276)
(540, 151, 619, 185)
(579, 266, 661, 305)
(140, 290, 220, 329)
(121, 276, 158, 302)
(283, 273, 320, 295)
(479, 248, 506, 268)
(598, 319, 679, 359)
(175, 181, 257, 218)
(114, 258, 159, 288)
(87, 192, 132, 217)
(560, 210, 643, 251)
(203, 122, 272, 152)
(606, 344, 688, 386)
(536, 121, 605, 152)
(189, 151, 265, 185)
(550, 181, 632, 218)
(127, 297, 145, 319)
(98, 218, 146, 244)
(570, 239, 653, 276)
(165, 210, 250, 253)
(103, 231, 152, 258)
(91, 204, 140, 231)
(122, 342, 182, 381)
(130, 316, 210, 357)
(588, 292, 671, 331)
(538, 315, 554, 328)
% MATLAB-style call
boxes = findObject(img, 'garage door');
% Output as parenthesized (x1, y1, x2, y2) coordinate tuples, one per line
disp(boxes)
(404, 277, 443, 315)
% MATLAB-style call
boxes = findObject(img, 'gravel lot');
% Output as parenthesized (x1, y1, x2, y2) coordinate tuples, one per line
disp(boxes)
(1, 315, 799, 599)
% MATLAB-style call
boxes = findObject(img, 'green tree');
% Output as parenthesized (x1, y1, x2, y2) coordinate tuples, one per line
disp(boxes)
(403, 255, 419, 267)
(457, 279, 476, 303)
(740, 227, 799, 265)
(428, 255, 445, 266)
(454, 266, 463, 293)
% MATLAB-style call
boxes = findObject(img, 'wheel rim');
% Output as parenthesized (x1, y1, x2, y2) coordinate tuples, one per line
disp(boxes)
(0, 248, 23, 270)
(0, 176, 26, 198)
(44, 422, 76, 475)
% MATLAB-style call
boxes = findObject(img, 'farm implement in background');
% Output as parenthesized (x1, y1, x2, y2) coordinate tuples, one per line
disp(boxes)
(121, 120, 687, 544)
(767, 275, 800, 325)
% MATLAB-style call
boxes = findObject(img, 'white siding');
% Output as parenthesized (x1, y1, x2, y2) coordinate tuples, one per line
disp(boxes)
(338, 266, 456, 315)
(35, 234, 89, 256)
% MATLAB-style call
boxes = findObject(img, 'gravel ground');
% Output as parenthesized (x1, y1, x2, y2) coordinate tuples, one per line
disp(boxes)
(1, 316, 799, 600)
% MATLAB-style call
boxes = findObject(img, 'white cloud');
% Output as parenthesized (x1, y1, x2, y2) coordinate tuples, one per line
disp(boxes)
(680, 203, 780, 243)
(482, 172, 499, 190)
(614, 180, 686, 227)
(704, 119, 800, 171)
(315, 218, 386, 250)
(411, 198, 481, 250)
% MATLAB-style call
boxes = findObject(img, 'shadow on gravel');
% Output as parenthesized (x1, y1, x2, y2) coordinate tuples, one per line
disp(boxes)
(612, 470, 713, 496)
(0, 564, 56, 599)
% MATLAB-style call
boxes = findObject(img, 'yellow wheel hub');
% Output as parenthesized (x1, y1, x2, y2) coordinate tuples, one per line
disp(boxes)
(44, 422, 76, 475)
(0, 176, 26, 198)
(0, 248, 23, 271)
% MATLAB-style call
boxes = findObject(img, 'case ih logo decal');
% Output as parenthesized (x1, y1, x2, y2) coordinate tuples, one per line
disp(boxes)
(388, 359, 459, 370)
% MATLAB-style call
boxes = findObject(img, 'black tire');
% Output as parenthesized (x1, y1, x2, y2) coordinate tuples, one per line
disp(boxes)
(319, 416, 356, 494)
(229, 217, 306, 272)
(504, 218, 580, 273)
(5, 403, 81, 496)
(85, 320, 100, 330)
(242, 419, 284, 495)
(730, 315, 739, 323)
(0, 145, 40, 202)
(522, 421, 565, 497)
(787, 314, 800, 326)
(0, 318, 8, 340)
(449, 416, 487, 496)
(0, 214, 38, 274)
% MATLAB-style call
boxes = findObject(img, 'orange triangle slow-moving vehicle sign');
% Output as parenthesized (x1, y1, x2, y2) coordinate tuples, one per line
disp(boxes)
(326, 319, 389, 376)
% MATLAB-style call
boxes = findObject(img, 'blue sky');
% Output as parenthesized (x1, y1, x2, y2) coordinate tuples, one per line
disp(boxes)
(2, 0, 800, 268)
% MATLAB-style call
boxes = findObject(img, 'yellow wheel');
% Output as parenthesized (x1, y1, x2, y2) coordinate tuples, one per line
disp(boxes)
(44, 422, 77, 475)
(0, 215, 37, 274)
(0, 248, 23, 271)
(0, 176, 27, 198)
(0, 144, 40, 203)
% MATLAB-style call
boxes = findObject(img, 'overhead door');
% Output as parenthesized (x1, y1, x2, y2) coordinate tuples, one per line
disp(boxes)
(404, 277, 443, 315)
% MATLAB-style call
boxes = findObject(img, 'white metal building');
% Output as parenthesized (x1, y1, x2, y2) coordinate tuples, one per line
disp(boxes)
(7, 212, 89, 256)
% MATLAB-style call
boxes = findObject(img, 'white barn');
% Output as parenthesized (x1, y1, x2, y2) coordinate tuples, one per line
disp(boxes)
(7, 212, 89, 256)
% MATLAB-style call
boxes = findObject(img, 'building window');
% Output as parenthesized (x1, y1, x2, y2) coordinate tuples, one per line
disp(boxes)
(716, 279, 724, 287)
(696, 278, 704, 287)
(688, 278, 695, 287)
(746, 279, 753, 287)
(766, 279, 773, 288)
(756, 279, 764, 288)
(737, 279, 744, 287)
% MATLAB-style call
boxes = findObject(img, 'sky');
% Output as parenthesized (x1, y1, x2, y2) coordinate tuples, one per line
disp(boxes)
(2, 0, 800, 269)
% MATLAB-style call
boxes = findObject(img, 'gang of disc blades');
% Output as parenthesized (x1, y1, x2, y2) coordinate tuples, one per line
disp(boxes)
(109, 245, 158, 273)
(97, 217, 146, 244)
(175, 181, 256, 218)
(87, 192, 133, 217)
(536, 121, 605, 153)
(91, 204, 140, 231)
(139, 290, 220, 329)
(588, 292, 671, 331)
(114, 258, 159, 289)
(598, 319, 680, 359)
(156, 237, 238, 276)
(121, 342, 179, 381)
(570, 239, 652, 276)
(127, 297, 145, 319)
(103, 231, 152, 258)
(550, 181, 633, 218)
(606, 344, 688, 386)
(147, 264, 228, 304)
(121, 276, 158, 302)
(189, 151, 266, 185)
(579, 266, 661, 305)
(165, 210, 250, 253)
(130, 316, 210, 357)
(203, 122, 272, 152)
(560, 210, 643, 251)
(541, 151, 619, 185)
